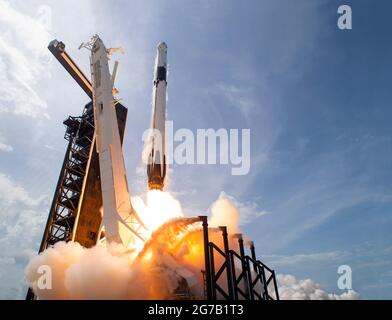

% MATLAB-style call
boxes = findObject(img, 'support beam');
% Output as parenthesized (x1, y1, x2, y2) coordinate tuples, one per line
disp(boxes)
(236, 234, 253, 300)
(219, 226, 235, 300)
(48, 39, 93, 98)
(199, 216, 212, 300)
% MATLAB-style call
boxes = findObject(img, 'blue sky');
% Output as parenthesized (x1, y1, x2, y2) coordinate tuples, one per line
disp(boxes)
(0, 0, 391, 299)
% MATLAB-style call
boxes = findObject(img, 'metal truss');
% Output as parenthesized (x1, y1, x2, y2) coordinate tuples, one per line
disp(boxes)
(199, 216, 280, 301)
(40, 103, 95, 250)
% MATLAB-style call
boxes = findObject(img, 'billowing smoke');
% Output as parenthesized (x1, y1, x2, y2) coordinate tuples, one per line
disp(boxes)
(26, 219, 203, 299)
(277, 274, 360, 300)
(209, 193, 240, 234)
(26, 191, 210, 299)
(26, 242, 138, 299)
(25, 190, 360, 300)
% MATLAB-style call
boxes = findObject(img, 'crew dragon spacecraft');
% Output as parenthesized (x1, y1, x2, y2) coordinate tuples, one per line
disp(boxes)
(147, 42, 168, 190)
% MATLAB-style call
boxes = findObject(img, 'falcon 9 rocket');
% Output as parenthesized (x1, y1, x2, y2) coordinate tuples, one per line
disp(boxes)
(147, 42, 168, 190)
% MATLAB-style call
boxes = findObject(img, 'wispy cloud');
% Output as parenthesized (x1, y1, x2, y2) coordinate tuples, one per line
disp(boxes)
(265, 250, 351, 267)
(0, 1, 51, 118)
(215, 83, 256, 119)
(0, 173, 47, 206)
(0, 172, 48, 298)
(0, 132, 13, 152)
(0, 142, 13, 152)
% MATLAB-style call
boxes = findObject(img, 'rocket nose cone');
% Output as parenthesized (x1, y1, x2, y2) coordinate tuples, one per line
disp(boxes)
(157, 41, 167, 51)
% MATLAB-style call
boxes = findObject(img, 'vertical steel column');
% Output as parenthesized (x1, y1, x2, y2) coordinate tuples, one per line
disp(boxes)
(209, 244, 217, 300)
(219, 226, 235, 300)
(272, 270, 280, 300)
(249, 240, 265, 300)
(237, 234, 253, 300)
(249, 241, 258, 272)
(199, 216, 212, 300)
(230, 251, 239, 300)
(260, 265, 269, 300)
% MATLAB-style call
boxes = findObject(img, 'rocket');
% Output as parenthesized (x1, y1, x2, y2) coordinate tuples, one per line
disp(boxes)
(86, 35, 147, 246)
(147, 42, 168, 190)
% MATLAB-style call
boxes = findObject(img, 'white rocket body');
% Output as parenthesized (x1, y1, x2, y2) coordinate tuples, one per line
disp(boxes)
(89, 36, 146, 246)
(147, 42, 167, 190)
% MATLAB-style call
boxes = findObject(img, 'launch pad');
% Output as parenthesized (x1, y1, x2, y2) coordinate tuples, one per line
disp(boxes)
(26, 37, 279, 300)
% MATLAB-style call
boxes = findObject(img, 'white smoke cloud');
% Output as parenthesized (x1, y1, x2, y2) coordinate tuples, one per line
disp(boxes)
(65, 244, 136, 300)
(27, 243, 362, 300)
(25, 190, 244, 300)
(26, 242, 143, 300)
(25, 191, 360, 300)
(208, 191, 269, 234)
(209, 191, 269, 229)
(209, 192, 240, 234)
(25, 231, 201, 299)
(277, 274, 360, 300)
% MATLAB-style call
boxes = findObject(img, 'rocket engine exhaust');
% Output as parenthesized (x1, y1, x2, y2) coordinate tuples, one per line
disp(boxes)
(147, 42, 168, 190)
